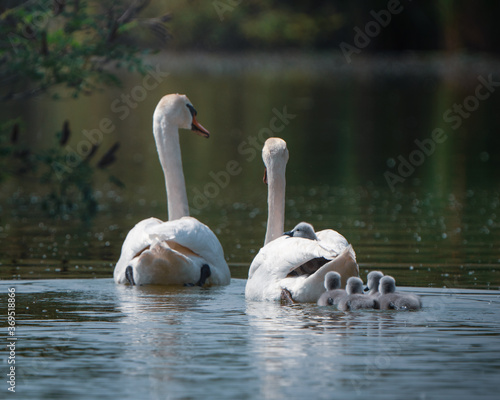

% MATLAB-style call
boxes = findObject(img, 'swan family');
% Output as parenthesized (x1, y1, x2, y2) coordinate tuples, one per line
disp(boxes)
(245, 137, 359, 302)
(113, 93, 421, 310)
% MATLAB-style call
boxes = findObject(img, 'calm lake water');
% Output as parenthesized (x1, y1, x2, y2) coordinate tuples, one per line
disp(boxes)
(1, 279, 499, 399)
(1, 53, 499, 398)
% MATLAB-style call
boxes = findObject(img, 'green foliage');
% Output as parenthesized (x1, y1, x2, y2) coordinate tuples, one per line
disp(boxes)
(0, 0, 168, 220)
(1, 120, 123, 220)
(0, 0, 168, 100)
(0, 119, 36, 181)
(155, 0, 500, 53)
(163, 0, 344, 50)
(39, 141, 100, 219)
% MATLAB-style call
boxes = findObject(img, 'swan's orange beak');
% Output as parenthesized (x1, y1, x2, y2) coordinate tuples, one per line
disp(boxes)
(263, 168, 268, 185)
(191, 115, 210, 138)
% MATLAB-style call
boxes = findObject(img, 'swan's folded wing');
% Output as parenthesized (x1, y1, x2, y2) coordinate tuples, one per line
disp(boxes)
(300, 245, 358, 289)
(114, 217, 163, 283)
(115, 216, 230, 285)
(316, 229, 354, 259)
(148, 216, 230, 284)
(248, 235, 339, 280)
(246, 233, 358, 301)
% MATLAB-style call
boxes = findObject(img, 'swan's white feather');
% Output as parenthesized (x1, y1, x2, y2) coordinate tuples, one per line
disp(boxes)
(114, 217, 230, 285)
(246, 232, 358, 302)
(316, 229, 352, 256)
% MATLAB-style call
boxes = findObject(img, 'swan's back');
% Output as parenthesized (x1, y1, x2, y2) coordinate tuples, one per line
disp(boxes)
(114, 217, 230, 285)
(316, 229, 352, 256)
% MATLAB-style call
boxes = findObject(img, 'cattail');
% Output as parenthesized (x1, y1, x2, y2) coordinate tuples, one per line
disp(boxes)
(10, 123, 19, 144)
(41, 31, 49, 56)
(53, 0, 66, 16)
(85, 144, 99, 162)
(97, 142, 120, 168)
(60, 120, 70, 146)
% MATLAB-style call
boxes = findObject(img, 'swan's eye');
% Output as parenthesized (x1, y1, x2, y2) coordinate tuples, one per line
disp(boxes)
(186, 104, 197, 117)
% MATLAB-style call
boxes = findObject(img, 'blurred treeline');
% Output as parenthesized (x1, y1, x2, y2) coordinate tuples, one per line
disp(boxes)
(148, 0, 500, 53)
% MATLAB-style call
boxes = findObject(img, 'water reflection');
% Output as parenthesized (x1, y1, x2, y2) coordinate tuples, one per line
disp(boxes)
(2, 279, 499, 399)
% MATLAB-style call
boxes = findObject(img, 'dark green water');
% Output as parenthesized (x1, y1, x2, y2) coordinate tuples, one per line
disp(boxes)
(1, 54, 498, 289)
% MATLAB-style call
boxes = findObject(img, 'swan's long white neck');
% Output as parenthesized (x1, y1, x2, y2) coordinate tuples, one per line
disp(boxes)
(153, 113, 189, 221)
(264, 161, 286, 245)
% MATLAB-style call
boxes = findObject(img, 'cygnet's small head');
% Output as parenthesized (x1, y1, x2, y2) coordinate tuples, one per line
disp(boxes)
(154, 93, 210, 137)
(365, 270, 384, 292)
(379, 275, 397, 295)
(284, 222, 318, 240)
(346, 277, 364, 295)
(262, 137, 289, 184)
(324, 271, 341, 291)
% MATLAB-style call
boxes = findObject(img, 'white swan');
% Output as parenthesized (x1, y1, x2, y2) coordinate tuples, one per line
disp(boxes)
(245, 137, 359, 303)
(114, 94, 230, 286)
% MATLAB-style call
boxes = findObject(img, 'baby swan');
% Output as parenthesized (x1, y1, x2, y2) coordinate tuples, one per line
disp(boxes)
(317, 271, 346, 306)
(364, 271, 384, 296)
(378, 276, 422, 311)
(338, 277, 378, 311)
(284, 222, 318, 240)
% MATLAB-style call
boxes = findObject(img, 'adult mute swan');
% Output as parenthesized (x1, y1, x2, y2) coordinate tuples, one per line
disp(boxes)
(245, 137, 359, 303)
(114, 94, 230, 286)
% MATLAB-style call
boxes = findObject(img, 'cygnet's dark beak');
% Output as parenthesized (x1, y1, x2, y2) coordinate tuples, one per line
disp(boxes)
(283, 230, 294, 237)
(363, 286, 369, 292)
